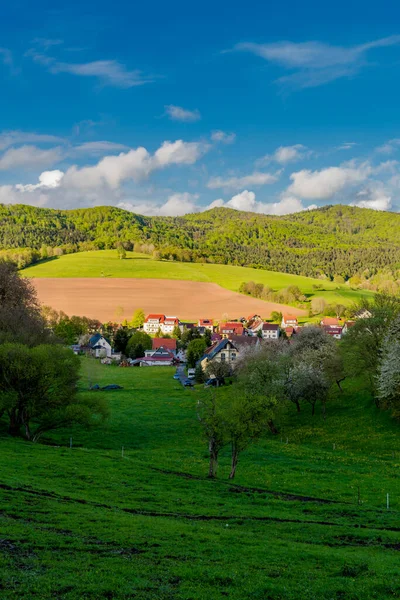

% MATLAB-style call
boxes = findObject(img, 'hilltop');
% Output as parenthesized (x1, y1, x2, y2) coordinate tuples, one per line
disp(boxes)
(2, 203, 400, 280)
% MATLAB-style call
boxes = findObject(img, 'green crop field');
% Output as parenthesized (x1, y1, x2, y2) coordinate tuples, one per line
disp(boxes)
(22, 250, 373, 306)
(1, 360, 399, 599)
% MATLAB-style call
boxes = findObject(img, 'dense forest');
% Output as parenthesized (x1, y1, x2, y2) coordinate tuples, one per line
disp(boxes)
(1, 203, 400, 284)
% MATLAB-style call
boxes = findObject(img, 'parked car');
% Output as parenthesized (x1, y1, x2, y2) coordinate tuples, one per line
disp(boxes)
(184, 379, 194, 387)
(173, 373, 180, 380)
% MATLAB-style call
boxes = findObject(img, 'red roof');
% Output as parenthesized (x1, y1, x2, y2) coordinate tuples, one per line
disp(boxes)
(220, 322, 244, 334)
(321, 317, 339, 326)
(199, 319, 213, 326)
(152, 338, 177, 351)
(283, 314, 298, 322)
(145, 314, 165, 322)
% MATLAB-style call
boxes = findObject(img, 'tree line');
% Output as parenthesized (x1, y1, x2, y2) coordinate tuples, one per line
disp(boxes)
(2, 203, 400, 284)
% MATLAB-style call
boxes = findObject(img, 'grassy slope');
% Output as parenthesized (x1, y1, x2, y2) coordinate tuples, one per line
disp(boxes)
(22, 250, 373, 306)
(0, 360, 399, 599)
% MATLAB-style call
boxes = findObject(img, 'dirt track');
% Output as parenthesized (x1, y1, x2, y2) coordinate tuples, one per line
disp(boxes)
(32, 278, 306, 322)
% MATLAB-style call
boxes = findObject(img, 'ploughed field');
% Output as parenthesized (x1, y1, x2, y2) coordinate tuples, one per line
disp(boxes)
(32, 277, 307, 321)
(0, 361, 399, 599)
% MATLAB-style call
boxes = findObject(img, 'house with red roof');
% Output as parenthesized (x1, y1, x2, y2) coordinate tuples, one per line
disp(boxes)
(151, 338, 177, 353)
(320, 317, 340, 328)
(281, 314, 299, 328)
(143, 314, 165, 334)
(322, 326, 343, 340)
(219, 322, 245, 338)
(198, 319, 214, 332)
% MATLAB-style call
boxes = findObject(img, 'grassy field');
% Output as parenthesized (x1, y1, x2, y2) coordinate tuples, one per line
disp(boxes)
(22, 250, 373, 307)
(1, 360, 399, 599)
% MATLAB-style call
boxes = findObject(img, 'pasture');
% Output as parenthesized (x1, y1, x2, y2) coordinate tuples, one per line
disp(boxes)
(0, 360, 399, 599)
(22, 250, 373, 308)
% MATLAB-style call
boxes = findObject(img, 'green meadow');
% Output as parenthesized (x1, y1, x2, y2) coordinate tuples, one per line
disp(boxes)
(22, 250, 373, 306)
(1, 360, 399, 599)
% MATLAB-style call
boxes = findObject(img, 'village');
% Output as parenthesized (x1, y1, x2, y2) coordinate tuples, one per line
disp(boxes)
(75, 310, 368, 372)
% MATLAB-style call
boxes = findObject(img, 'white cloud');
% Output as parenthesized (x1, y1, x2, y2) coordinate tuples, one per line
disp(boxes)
(207, 171, 278, 190)
(258, 144, 310, 166)
(235, 36, 400, 89)
(118, 192, 199, 216)
(376, 138, 400, 154)
(16, 170, 64, 192)
(351, 185, 392, 211)
(0, 48, 18, 74)
(0, 145, 63, 171)
(211, 130, 236, 144)
(72, 141, 130, 154)
(336, 142, 358, 151)
(207, 189, 314, 215)
(153, 140, 207, 167)
(165, 105, 201, 122)
(288, 164, 371, 199)
(27, 47, 155, 88)
(0, 130, 65, 151)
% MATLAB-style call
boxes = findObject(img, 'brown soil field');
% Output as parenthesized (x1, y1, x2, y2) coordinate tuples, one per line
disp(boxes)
(32, 278, 307, 322)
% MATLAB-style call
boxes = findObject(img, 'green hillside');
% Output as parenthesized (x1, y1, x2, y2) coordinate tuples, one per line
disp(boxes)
(22, 250, 373, 306)
(1, 361, 399, 599)
(2, 203, 400, 281)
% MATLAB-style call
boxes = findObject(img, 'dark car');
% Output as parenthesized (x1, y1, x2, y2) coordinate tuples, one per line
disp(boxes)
(204, 377, 225, 388)
(183, 379, 194, 387)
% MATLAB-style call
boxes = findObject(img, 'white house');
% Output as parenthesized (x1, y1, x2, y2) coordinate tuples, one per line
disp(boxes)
(260, 323, 280, 339)
(143, 314, 165, 334)
(161, 316, 179, 335)
(88, 333, 112, 358)
(281, 314, 298, 328)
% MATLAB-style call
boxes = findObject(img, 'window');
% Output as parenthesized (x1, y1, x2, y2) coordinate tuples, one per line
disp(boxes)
(220, 353, 226, 361)
(231, 353, 236, 360)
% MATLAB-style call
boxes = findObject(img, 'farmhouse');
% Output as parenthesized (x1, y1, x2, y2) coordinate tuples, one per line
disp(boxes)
(260, 323, 280, 339)
(198, 319, 214, 332)
(200, 338, 239, 371)
(320, 317, 340, 328)
(281, 314, 298, 328)
(88, 333, 112, 358)
(220, 322, 245, 337)
(322, 325, 343, 340)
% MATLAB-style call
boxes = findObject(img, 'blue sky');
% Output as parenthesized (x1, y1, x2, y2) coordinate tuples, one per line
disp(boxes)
(1, 0, 400, 215)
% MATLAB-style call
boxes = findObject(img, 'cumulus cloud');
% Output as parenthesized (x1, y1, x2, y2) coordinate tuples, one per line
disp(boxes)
(211, 130, 236, 144)
(376, 138, 400, 154)
(0, 139, 209, 211)
(0, 145, 63, 171)
(16, 170, 64, 192)
(207, 189, 314, 215)
(207, 171, 279, 190)
(351, 185, 392, 211)
(257, 144, 311, 166)
(118, 192, 199, 216)
(235, 36, 400, 89)
(288, 164, 371, 199)
(165, 105, 201, 122)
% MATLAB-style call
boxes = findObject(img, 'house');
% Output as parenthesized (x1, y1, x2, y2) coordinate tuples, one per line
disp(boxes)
(228, 335, 261, 352)
(137, 347, 177, 367)
(151, 338, 177, 353)
(198, 319, 214, 332)
(219, 322, 245, 337)
(342, 320, 356, 335)
(211, 333, 222, 342)
(247, 320, 264, 336)
(281, 314, 298, 328)
(88, 333, 112, 358)
(260, 323, 280, 339)
(320, 317, 340, 328)
(200, 338, 240, 371)
(143, 314, 165, 334)
(161, 316, 180, 335)
(354, 308, 372, 319)
(322, 326, 343, 340)
(284, 326, 295, 338)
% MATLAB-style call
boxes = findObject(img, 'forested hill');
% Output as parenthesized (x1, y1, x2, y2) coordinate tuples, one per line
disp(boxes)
(1, 202, 400, 280)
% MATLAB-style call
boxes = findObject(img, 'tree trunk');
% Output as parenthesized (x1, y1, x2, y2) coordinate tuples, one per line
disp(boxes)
(311, 402, 315, 416)
(336, 378, 345, 392)
(229, 444, 239, 479)
(8, 408, 21, 437)
(208, 439, 219, 478)
(267, 419, 278, 435)
(295, 400, 301, 412)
